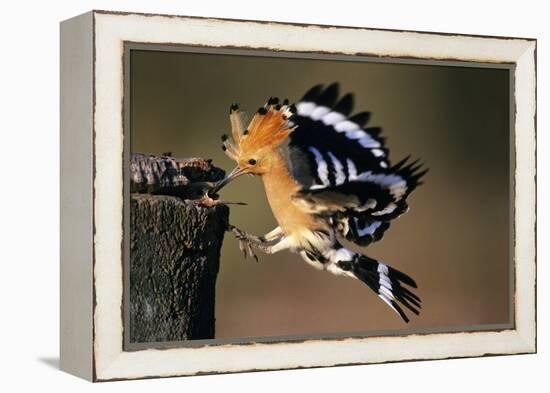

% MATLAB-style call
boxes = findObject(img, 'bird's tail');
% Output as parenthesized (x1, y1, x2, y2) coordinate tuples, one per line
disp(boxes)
(332, 250, 421, 323)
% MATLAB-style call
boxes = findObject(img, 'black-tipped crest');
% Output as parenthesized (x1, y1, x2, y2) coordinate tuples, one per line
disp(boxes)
(257, 107, 268, 115)
(268, 96, 279, 105)
(221, 134, 229, 142)
(230, 103, 239, 113)
(289, 103, 297, 114)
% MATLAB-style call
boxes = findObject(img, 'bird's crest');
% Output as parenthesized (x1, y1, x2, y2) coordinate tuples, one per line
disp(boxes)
(221, 97, 297, 162)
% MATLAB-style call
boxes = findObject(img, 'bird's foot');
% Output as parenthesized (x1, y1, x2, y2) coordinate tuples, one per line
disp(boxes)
(228, 225, 264, 262)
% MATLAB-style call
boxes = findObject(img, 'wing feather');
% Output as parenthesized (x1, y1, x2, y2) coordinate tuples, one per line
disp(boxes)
(287, 83, 427, 245)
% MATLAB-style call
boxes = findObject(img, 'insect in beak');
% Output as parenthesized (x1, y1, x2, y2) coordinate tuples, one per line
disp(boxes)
(208, 166, 249, 195)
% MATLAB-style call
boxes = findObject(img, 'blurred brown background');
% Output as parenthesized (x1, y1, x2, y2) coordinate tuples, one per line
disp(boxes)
(130, 48, 511, 339)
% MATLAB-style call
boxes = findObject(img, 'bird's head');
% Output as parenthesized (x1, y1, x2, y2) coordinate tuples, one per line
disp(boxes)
(210, 97, 296, 193)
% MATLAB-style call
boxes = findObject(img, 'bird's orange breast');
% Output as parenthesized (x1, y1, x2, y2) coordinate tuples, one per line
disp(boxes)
(261, 149, 326, 238)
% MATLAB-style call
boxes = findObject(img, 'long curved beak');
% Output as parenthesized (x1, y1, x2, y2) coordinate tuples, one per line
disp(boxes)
(209, 166, 248, 195)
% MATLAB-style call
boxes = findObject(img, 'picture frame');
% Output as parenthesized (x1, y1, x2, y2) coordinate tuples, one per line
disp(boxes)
(60, 10, 536, 382)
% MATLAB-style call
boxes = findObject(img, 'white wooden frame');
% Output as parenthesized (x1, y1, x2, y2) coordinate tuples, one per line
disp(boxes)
(60, 10, 536, 382)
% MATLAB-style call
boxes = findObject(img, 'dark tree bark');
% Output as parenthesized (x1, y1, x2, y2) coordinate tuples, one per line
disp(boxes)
(129, 153, 228, 343)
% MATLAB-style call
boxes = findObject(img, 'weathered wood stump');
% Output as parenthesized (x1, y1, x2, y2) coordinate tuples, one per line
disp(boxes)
(129, 153, 228, 343)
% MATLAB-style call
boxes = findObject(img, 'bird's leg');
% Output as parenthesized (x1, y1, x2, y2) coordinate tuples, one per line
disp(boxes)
(253, 235, 294, 254)
(228, 225, 288, 261)
(229, 226, 282, 245)
(261, 226, 284, 242)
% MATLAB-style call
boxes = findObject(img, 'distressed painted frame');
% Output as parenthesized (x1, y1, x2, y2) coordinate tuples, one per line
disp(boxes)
(60, 10, 536, 382)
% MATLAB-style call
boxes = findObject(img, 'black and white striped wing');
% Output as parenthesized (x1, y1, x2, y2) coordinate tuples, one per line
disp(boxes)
(288, 83, 427, 245)
(333, 214, 391, 247)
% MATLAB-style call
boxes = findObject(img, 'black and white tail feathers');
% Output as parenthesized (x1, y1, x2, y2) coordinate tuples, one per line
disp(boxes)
(334, 250, 421, 323)
(301, 241, 421, 323)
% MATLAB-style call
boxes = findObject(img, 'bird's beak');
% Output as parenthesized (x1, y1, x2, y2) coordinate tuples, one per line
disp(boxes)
(209, 166, 248, 195)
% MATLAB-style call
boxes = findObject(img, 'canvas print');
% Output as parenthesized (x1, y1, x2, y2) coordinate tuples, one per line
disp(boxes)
(126, 47, 511, 346)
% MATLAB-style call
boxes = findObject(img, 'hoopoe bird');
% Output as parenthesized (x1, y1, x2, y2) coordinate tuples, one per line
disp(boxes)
(210, 83, 427, 323)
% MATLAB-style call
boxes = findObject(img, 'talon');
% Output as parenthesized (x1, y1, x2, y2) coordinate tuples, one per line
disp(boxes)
(232, 227, 247, 240)
(238, 239, 246, 259)
(246, 242, 255, 260)
(228, 225, 269, 261)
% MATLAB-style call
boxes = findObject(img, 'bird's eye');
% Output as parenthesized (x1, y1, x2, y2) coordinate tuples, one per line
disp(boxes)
(248, 158, 257, 165)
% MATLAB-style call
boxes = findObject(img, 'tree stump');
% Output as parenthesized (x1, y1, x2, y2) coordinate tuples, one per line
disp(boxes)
(129, 153, 228, 343)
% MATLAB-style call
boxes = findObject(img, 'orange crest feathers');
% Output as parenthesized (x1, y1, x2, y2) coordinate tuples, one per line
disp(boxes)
(222, 97, 297, 162)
